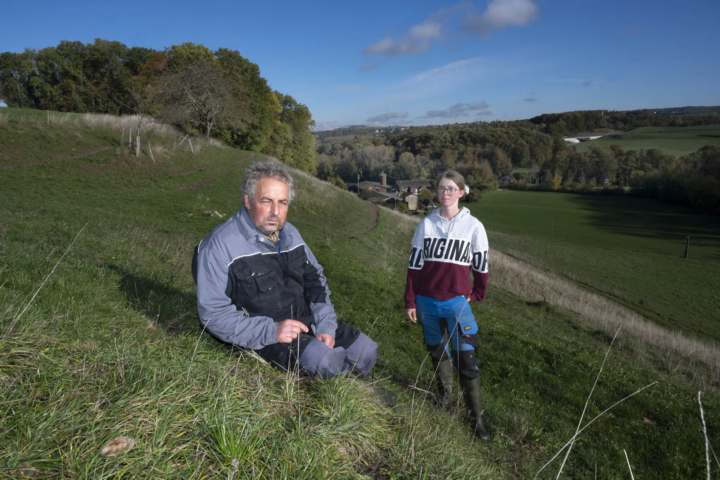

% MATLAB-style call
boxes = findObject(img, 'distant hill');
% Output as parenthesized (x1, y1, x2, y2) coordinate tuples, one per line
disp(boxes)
(313, 125, 413, 144)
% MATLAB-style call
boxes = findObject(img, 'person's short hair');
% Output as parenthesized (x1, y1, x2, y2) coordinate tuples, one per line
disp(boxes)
(240, 159, 295, 203)
(435, 170, 466, 197)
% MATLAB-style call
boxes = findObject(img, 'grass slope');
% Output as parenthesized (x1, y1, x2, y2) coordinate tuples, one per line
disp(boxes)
(573, 124, 720, 157)
(470, 190, 720, 344)
(2, 109, 720, 478)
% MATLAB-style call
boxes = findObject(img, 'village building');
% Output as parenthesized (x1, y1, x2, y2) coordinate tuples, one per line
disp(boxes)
(396, 180, 431, 194)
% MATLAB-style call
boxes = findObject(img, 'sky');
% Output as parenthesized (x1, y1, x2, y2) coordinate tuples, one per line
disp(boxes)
(1, 0, 719, 130)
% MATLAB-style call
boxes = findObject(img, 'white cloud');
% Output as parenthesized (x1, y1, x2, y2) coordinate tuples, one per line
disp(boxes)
(421, 101, 491, 119)
(464, 0, 539, 38)
(468, 101, 490, 110)
(404, 57, 483, 88)
(364, 20, 443, 56)
(523, 97, 537, 102)
(366, 111, 409, 125)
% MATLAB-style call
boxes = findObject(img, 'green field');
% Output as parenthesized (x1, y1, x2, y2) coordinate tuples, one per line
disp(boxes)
(470, 190, 720, 343)
(573, 124, 720, 157)
(3, 109, 720, 478)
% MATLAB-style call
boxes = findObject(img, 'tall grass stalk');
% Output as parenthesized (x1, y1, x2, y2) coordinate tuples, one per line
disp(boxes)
(700, 391, 712, 480)
(624, 449, 636, 480)
(534, 381, 659, 479)
(2, 222, 87, 340)
(556, 326, 622, 479)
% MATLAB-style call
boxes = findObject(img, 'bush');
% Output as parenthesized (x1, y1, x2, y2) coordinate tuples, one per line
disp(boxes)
(418, 188, 435, 201)
(329, 176, 346, 189)
(397, 202, 409, 213)
(481, 181, 499, 192)
(463, 191, 483, 203)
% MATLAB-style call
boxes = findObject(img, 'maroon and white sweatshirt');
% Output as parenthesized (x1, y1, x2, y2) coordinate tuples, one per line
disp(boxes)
(404, 207, 489, 309)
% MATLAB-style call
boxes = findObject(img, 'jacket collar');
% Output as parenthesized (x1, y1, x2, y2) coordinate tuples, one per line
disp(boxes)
(235, 207, 291, 249)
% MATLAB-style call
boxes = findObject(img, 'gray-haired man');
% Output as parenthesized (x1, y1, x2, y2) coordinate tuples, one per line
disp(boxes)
(192, 160, 378, 379)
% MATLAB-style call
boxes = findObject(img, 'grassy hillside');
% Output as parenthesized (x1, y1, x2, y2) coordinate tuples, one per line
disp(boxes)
(573, 124, 720, 157)
(470, 190, 720, 343)
(2, 109, 720, 478)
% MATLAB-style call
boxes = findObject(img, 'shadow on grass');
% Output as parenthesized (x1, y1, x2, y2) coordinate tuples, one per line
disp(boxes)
(567, 194, 720, 250)
(106, 264, 199, 335)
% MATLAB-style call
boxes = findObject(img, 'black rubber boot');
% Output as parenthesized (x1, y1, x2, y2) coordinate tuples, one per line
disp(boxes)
(432, 358, 453, 409)
(460, 377, 490, 441)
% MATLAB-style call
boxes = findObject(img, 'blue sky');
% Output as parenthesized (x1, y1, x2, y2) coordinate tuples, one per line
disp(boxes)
(2, 0, 719, 130)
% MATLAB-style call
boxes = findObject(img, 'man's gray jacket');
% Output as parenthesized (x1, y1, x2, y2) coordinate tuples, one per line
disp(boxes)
(194, 207, 338, 350)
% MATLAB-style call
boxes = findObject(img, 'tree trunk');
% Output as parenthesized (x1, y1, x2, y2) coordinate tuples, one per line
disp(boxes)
(148, 142, 155, 163)
(135, 126, 141, 157)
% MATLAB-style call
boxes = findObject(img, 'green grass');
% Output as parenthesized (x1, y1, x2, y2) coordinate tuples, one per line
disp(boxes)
(573, 124, 720, 157)
(2, 109, 720, 478)
(469, 190, 720, 343)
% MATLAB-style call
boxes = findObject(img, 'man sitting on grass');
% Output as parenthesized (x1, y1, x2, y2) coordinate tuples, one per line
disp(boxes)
(193, 159, 378, 379)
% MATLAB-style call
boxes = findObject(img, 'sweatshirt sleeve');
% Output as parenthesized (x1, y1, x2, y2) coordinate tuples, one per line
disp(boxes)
(196, 242, 278, 350)
(404, 221, 426, 309)
(469, 222, 489, 303)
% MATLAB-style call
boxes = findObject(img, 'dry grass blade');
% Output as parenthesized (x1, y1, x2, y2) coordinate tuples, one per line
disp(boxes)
(100, 436, 135, 457)
(3, 222, 87, 340)
(624, 449, 635, 480)
(534, 381, 659, 479)
(700, 391, 712, 480)
(556, 326, 622, 479)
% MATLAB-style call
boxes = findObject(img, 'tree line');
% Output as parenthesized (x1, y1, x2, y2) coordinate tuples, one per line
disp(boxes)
(519, 144, 720, 214)
(316, 121, 720, 214)
(0, 39, 316, 173)
(316, 122, 562, 186)
(526, 109, 720, 136)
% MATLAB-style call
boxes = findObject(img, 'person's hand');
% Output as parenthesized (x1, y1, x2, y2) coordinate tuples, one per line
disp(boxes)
(276, 319, 309, 343)
(405, 308, 417, 323)
(316, 333, 335, 349)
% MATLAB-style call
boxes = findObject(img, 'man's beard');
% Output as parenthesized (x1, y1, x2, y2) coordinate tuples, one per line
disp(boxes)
(257, 216, 281, 235)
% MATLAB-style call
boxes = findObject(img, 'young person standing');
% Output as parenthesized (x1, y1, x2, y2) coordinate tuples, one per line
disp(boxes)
(404, 170, 490, 440)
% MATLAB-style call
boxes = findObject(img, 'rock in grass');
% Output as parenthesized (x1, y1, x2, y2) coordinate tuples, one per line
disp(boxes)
(100, 436, 135, 457)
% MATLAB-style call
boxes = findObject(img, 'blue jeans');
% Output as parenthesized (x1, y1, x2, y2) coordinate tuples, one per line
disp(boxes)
(416, 295, 478, 353)
(417, 295, 479, 379)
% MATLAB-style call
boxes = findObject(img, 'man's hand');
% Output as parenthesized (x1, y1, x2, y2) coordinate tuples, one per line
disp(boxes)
(405, 308, 417, 323)
(276, 319, 309, 343)
(316, 333, 335, 349)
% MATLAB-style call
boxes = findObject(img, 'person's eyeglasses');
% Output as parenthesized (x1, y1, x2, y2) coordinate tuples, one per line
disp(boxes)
(437, 186, 458, 195)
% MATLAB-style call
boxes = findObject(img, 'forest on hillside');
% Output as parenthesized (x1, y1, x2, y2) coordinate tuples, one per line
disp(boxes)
(527, 108, 720, 135)
(316, 121, 720, 214)
(0, 39, 316, 173)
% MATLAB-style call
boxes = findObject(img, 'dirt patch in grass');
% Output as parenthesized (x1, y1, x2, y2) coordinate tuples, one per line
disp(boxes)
(176, 154, 254, 190)
(178, 169, 235, 191)
(0, 145, 112, 170)
(344, 202, 379, 238)
(171, 166, 211, 178)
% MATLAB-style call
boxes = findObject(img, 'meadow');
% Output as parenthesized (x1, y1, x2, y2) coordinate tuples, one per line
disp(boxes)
(572, 124, 720, 157)
(470, 190, 720, 344)
(2, 109, 720, 478)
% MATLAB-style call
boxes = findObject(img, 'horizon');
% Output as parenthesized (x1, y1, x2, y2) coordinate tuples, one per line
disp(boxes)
(2, 0, 719, 130)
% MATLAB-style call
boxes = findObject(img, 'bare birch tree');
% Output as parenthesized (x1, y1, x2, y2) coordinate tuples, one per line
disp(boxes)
(157, 60, 251, 137)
